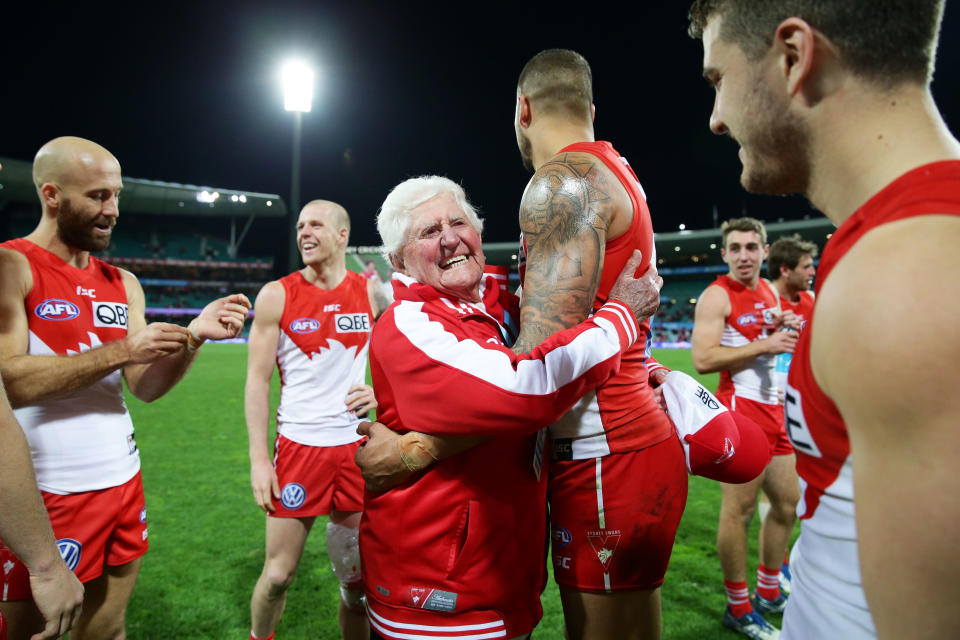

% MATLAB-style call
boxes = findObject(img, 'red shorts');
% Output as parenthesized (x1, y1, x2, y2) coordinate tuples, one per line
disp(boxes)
(270, 435, 364, 518)
(548, 435, 688, 592)
(0, 472, 148, 600)
(718, 393, 793, 456)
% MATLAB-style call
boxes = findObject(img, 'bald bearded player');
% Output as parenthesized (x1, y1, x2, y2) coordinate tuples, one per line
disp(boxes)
(0, 137, 250, 640)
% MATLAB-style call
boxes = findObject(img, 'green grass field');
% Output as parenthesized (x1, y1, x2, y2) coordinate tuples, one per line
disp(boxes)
(123, 345, 797, 639)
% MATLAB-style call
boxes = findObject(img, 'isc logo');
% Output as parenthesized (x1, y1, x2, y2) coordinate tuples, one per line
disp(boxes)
(335, 313, 370, 333)
(290, 318, 320, 334)
(35, 299, 80, 321)
(93, 302, 128, 328)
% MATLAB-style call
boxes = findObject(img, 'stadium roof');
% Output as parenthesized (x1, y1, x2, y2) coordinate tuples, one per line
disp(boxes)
(480, 217, 835, 271)
(0, 156, 287, 218)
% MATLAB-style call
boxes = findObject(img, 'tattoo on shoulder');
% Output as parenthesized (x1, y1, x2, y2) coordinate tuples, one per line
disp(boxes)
(515, 154, 616, 351)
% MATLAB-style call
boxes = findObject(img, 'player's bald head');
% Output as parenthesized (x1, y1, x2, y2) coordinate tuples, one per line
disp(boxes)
(301, 200, 351, 235)
(33, 137, 121, 195)
(517, 49, 593, 123)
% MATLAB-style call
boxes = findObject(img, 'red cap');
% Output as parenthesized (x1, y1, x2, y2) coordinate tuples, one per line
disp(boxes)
(660, 371, 772, 483)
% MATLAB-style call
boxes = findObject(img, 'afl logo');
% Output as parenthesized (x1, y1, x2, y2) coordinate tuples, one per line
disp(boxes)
(57, 538, 82, 571)
(281, 483, 307, 509)
(35, 299, 80, 321)
(736, 313, 758, 327)
(552, 526, 573, 547)
(290, 318, 320, 334)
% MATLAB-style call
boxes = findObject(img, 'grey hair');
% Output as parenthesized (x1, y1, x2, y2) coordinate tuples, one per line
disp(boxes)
(377, 175, 484, 259)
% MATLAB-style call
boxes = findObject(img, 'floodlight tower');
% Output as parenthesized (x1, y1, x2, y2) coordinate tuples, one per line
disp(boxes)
(282, 60, 314, 271)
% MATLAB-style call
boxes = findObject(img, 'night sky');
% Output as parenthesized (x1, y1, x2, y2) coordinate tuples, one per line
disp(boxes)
(4, 2, 960, 248)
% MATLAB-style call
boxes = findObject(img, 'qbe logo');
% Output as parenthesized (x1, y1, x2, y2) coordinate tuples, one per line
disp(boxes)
(335, 313, 370, 333)
(57, 538, 82, 571)
(92, 301, 128, 328)
(281, 483, 306, 509)
(35, 299, 80, 321)
(290, 318, 320, 334)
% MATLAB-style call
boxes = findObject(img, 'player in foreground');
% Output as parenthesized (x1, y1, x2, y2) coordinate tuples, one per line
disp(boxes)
(0, 136, 250, 640)
(689, 1, 960, 636)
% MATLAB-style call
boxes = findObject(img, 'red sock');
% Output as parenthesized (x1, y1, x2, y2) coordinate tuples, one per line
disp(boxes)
(724, 579, 752, 617)
(756, 563, 782, 601)
(250, 632, 275, 640)
(783, 549, 790, 569)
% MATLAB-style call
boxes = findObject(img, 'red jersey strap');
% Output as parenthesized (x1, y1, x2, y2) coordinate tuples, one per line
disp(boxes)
(557, 141, 654, 306)
(816, 160, 960, 293)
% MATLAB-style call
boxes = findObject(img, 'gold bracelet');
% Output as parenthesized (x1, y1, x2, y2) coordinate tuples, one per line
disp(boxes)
(186, 328, 205, 352)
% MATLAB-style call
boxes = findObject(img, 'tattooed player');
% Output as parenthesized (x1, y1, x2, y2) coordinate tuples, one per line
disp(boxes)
(355, 49, 686, 640)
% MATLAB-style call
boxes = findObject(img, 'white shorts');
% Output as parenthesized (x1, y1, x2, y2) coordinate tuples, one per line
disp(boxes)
(781, 531, 876, 640)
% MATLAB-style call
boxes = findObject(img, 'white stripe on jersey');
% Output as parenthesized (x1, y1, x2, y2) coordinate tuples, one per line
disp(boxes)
(368, 606, 507, 639)
(391, 302, 629, 397)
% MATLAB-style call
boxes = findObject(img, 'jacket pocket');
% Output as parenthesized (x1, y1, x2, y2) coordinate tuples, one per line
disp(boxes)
(445, 499, 487, 582)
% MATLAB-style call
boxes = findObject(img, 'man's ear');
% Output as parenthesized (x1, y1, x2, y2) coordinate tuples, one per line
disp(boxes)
(40, 183, 61, 212)
(774, 17, 818, 97)
(389, 253, 404, 273)
(517, 93, 533, 128)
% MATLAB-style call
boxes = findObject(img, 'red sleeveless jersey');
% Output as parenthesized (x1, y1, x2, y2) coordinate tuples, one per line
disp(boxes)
(711, 275, 781, 405)
(274, 269, 372, 446)
(787, 161, 960, 529)
(0, 238, 136, 493)
(519, 141, 672, 458)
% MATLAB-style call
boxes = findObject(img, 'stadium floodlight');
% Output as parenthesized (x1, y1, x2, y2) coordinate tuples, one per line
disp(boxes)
(679, 223, 686, 230)
(282, 60, 314, 113)
(280, 59, 316, 270)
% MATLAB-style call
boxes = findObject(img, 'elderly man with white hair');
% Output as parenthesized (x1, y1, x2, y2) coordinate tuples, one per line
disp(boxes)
(357, 175, 663, 640)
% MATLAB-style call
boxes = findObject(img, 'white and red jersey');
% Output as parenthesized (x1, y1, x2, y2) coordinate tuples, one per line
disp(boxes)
(0, 239, 137, 494)
(362, 270, 640, 639)
(274, 270, 371, 447)
(518, 141, 673, 460)
(711, 275, 780, 406)
(785, 161, 960, 636)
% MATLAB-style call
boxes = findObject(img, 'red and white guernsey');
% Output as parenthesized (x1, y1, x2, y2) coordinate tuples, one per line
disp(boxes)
(275, 270, 371, 446)
(518, 141, 673, 459)
(712, 275, 780, 405)
(0, 239, 137, 494)
(783, 161, 960, 637)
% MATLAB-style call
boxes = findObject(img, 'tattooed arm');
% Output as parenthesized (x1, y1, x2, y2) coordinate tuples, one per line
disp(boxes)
(513, 152, 624, 353)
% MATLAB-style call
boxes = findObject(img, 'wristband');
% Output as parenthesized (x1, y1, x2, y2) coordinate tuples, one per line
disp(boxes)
(186, 328, 205, 352)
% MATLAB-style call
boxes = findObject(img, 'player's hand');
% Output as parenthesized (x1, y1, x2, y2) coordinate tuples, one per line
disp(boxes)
(771, 308, 801, 331)
(189, 294, 252, 342)
(124, 322, 190, 364)
(649, 367, 670, 388)
(345, 384, 377, 417)
(27, 560, 84, 640)
(608, 250, 663, 322)
(765, 329, 799, 355)
(355, 421, 411, 493)
(250, 458, 280, 513)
